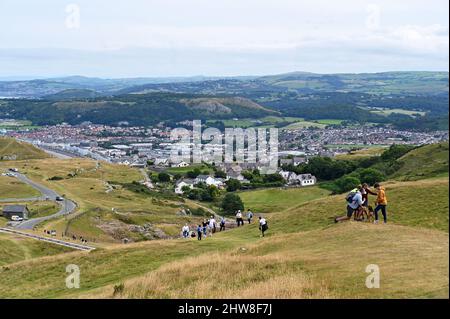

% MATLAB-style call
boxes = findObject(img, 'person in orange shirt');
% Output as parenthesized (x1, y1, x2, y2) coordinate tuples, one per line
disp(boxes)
(373, 183, 388, 224)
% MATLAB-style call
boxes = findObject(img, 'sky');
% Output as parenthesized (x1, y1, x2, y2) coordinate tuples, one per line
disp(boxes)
(0, 0, 448, 78)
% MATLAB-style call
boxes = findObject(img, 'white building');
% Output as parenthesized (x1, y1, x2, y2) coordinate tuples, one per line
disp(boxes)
(279, 170, 316, 186)
(195, 175, 224, 188)
(175, 179, 195, 194)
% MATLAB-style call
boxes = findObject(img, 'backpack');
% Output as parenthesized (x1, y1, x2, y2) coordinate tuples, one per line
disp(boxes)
(346, 191, 357, 203)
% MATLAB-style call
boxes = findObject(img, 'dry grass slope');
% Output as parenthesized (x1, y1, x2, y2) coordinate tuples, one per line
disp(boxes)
(0, 137, 49, 161)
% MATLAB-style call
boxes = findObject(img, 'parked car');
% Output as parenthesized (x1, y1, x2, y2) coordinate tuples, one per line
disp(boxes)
(55, 196, 64, 201)
(11, 215, 23, 222)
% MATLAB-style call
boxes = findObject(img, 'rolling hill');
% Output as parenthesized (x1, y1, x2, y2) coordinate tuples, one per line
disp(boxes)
(0, 175, 447, 298)
(391, 142, 449, 181)
(0, 93, 276, 126)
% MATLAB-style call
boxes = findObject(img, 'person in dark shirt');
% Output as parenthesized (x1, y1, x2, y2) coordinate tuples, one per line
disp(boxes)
(361, 183, 377, 207)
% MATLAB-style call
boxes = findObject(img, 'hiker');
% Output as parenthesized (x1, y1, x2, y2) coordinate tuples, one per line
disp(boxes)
(259, 216, 268, 237)
(236, 210, 244, 227)
(247, 209, 253, 224)
(335, 185, 364, 223)
(209, 216, 217, 234)
(182, 224, 190, 238)
(202, 219, 208, 236)
(373, 183, 388, 224)
(197, 225, 203, 240)
(219, 216, 226, 231)
(202, 223, 208, 237)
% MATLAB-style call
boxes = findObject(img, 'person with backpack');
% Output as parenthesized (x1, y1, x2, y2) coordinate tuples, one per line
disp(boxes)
(259, 216, 268, 237)
(219, 216, 226, 231)
(373, 183, 388, 224)
(202, 219, 208, 236)
(197, 225, 202, 240)
(335, 185, 364, 223)
(247, 209, 254, 224)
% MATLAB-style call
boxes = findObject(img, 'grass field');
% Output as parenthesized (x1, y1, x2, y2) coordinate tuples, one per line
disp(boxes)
(0, 176, 447, 298)
(0, 175, 40, 199)
(207, 116, 305, 128)
(164, 164, 213, 175)
(0, 137, 49, 161)
(335, 147, 387, 160)
(282, 121, 326, 130)
(0, 233, 72, 266)
(239, 186, 331, 214)
(368, 107, 426, 117)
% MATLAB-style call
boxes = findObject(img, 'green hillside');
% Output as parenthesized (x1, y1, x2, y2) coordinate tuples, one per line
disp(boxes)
(392, 142, 449, 180)
(0, 137, 49, 161)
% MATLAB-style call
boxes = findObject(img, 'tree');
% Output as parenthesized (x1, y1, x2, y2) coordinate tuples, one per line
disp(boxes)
(181, 185, 192, 193)
(335, 176, 361, 193)
(186, 167, 201, 178)
(226, 179, 241, 192)
(358, 168, 386, 186)
(214, 170, 227, 178)
(157, 172, 171, 183)
(221, 193, 244, 214)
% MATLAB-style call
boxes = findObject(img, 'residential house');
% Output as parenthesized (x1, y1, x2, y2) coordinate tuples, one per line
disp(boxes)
(195, 175, 224, 188)
(170, 160, 189, 168)
(175, 179, 195, 194)
(297, 174, 317, 186)
(279, 170, 316, 186)
(293, 156, 308, 166)
(225, 165, 246, 181)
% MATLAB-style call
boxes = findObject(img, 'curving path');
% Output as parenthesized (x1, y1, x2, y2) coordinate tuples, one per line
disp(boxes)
(2, 173, 77, 229)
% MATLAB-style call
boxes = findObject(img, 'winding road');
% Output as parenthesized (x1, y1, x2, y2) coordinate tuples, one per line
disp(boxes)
(1, 173, 77, 229)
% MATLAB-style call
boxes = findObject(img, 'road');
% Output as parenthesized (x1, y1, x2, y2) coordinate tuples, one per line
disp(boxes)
(0, 227, 95, 251)
(3, 173, 77, 229)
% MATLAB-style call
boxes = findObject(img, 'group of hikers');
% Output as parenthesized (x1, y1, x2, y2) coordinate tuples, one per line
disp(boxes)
(335, 182, 388, 224)
(181, 209, 268, 240)
(181, 182, 387, 241)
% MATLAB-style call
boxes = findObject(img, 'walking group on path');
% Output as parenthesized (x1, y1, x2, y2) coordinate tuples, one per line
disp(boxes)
(335, 182, 388, 224)
(181, 209, 269, 240)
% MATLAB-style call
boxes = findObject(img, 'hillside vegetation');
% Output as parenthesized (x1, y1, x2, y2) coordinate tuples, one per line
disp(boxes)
(391, 142, 449, 180)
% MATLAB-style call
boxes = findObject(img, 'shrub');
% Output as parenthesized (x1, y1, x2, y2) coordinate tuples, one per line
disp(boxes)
(221, 193, 244, 214)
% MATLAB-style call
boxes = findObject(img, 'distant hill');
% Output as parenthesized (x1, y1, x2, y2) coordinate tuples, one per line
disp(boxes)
(0, 93, 275, 126)
(1, 71, 447, 98)
(0, 137, 49, 161)
(180, 97, 277, 116)
(44, 89, 104, 100)
(258, 71, 449, 95)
